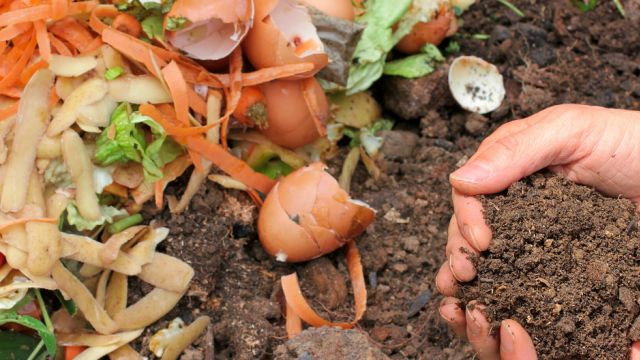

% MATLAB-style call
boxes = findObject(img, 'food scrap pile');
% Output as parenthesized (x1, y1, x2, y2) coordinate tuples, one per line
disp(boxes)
(0, 0, 473, 358)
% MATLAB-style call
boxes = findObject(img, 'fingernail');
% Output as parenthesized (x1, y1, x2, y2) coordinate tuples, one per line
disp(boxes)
(438, 304, 458, 323)
(501, 321, 515, 352)
(451, 162, 492, 184)
(466, 305, 481, 337)
(463, 224, 482, 251)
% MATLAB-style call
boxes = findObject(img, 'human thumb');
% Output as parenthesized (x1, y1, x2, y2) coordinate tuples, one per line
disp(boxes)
(450, 119, 580, 195)
(499, 320, 537, 360)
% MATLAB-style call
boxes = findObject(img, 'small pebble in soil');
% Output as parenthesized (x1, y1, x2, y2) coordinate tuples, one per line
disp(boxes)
(459, 173, 640, 360)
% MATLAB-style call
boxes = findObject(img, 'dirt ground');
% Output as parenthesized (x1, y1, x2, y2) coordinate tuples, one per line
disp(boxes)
(132, 1, 640, 359)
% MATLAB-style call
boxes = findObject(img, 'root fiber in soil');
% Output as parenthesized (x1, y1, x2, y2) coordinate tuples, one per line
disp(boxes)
(459, 173, 640, 360)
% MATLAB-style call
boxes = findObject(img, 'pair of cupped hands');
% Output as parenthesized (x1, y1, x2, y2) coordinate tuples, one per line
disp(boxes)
(436, 104, 640, 359)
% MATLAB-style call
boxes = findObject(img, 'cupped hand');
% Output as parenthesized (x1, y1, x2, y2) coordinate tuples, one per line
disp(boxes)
(434, 104, 640, 359)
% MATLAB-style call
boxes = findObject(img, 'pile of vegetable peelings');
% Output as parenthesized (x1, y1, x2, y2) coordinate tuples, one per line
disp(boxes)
(0, 0, 474, 358)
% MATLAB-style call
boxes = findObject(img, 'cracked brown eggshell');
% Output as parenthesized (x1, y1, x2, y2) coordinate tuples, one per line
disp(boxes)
(166, 0, 254, 61)
(258, 163, 375, 262)
(243, 0, 328, 78)
(258, 77, 328, 149)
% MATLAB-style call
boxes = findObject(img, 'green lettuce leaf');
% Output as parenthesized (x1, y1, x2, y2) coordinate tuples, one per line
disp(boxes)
(66, 202, 128, 231)
(95, 104, 184, 182)
(346, 0, 442, 94)
(383, 44, 444, 78)
(141, 14, 164, 40)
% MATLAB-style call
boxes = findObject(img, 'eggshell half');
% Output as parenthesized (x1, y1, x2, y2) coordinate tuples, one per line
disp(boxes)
(396, 4, 455, 54)
(166, 0, 254, 60)
(258, 163, 375, 262)
(243, 0, 328, 78)
(258, 78, 328, 149)
(448, 56, 505, 114)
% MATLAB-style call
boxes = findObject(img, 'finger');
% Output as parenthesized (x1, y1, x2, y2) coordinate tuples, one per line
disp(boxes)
(445, 217, 478, 282)
(439, 297, 467, 339)
(452, 189, 492, 252)
(435, 261, 458, 297)
(473, 118, 532, 157)
(466, 303, 500, 360)
(500, 320, 537, 360)
(450, 106, 590, 195)
(631, 341, 640, 360)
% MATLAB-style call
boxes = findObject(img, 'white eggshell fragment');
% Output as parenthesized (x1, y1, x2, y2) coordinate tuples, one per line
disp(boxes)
(448, 56, 505, 114)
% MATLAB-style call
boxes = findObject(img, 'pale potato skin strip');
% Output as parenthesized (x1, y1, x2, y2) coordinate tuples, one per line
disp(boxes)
(51, 261, 119, 335)
(1, 69, 54, 212)
(114, 288, 184, 331)
(61, 129, 101, 220)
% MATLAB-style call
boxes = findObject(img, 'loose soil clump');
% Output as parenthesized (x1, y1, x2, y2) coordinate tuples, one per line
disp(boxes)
(460, 173, 640, 359)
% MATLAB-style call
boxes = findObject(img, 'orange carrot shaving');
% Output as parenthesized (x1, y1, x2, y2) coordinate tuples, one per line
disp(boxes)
(139, 103, 220, 138)
(0, 32, 36, 92)
(19, 59, 47, 85)
(196, 63, 315, 88)
(80, 36, 102, 54)
(161, 61, 190, 126)
(154, 180, 163, 209)
(0, 217, 56, 232)
(49, 33, 72, 56)
(64, 345, 86, 360)
(285, 302, 302, 339)
(33, 20, 50, 61)
(49, 18, 94, 53)
(221, 47, 243, 149)
(0, 22, 31, 41)
(301, 77, 327, 136)
(89, 4, 118, 35)
(0, 4, 49, 27)
(188, 148, 204, 174)
(281, 241, 366, 330)
(153, 155, 192, 209)
(0, 87, 20, 98)
(111, 13, 141, 38)
(102, 28, 168, 78)
(247, 188, 264, 207)
(186, 136, 276, 194)
(66, 1, 97, 16)
(51, 0, 68, 20)
(187, 86, 207, 117)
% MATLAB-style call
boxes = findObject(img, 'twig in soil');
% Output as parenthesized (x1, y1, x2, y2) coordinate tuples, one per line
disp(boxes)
(497, 0, 524, 17)
(612, 0, 626, 17)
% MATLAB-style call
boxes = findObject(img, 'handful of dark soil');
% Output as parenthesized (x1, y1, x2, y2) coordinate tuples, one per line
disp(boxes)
(459, 173, 640, 360)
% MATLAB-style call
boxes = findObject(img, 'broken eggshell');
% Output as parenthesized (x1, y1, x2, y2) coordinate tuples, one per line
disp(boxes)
(448, 56, 505, 114)
(243, 0, 328, 78)
(258, 77, 328, 149)
(166, 0, 254, 61)
(396, 1, 458, 54)
(258, 163, 375, 263)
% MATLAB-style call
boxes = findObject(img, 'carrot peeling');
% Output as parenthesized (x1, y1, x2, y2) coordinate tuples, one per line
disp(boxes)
(186, 136, 276, 194)
(281, 241, 366, 331)
(111, 13, 141, 38)
(51, 0, 69, 20)
(0, 32, 36, 92)
(196, 63, 316, 88)
(102, 28, 167, 78)
(285, 302, 302, 339)
(89, 4, 118, 35)
(64, 345, 86, 360)
(161, 61, 190, 126)
(33, 20, 50, 61)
